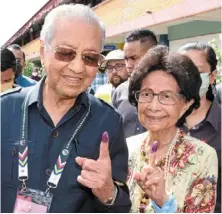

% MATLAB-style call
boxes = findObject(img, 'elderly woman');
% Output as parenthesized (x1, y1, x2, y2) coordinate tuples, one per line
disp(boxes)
(179, 42, 221, 213)
(127, 45, 218, 213)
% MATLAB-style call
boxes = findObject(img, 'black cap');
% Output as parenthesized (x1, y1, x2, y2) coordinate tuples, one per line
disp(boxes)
(1, 48, 16, 72)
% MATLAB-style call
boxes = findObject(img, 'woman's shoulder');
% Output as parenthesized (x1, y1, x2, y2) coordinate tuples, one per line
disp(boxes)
(127, 132, 148, 158)
(183, 133, 217, 156)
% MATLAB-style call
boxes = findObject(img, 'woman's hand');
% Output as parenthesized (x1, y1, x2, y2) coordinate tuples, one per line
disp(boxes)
(134, 144, 169, 207)
(76, 132, 115, 203)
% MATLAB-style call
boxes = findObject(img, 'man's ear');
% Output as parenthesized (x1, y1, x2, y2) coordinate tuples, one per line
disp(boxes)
(179, 99, 194, 118)
(40, 40, 45, 66)
(210, 70, 217, 85)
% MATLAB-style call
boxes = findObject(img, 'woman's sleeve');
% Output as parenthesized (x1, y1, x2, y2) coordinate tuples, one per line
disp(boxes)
(182, 149, 218, 213)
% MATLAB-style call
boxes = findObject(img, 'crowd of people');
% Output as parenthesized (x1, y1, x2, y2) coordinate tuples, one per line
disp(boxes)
(1, 3, 221, 213)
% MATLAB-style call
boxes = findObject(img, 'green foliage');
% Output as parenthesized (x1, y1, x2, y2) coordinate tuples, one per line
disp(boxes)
(23, 61, 36, 77)
(208, 39, 222, 84)
(23, 61, 44, 77)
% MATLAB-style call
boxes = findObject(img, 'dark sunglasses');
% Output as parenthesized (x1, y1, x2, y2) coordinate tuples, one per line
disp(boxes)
(48, 45, 102, 67)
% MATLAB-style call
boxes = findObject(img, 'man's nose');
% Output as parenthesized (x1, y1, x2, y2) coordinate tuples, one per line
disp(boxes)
(68, 55, 85, 73)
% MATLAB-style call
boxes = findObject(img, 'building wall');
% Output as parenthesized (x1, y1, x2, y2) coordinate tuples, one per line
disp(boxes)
(169, 33, 221, 52)
(168, 20, 221, 51)
(168, 21, 221, 41)
(94, 0, 183, 26)
(22, 38, 41, 61)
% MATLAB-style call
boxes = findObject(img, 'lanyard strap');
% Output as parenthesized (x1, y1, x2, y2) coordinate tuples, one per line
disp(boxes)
(18, 90, 91, 190)
(18, 89, 33, 182)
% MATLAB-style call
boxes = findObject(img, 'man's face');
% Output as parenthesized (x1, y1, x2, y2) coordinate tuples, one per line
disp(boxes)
(40, 20, 102, 99)
(106, 59, 128, 88)
(123, 40, 153, 76)
(10, 49, 25, 69)
(1, 68, 15, 92)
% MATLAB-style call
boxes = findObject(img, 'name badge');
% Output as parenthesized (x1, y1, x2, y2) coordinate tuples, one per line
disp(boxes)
(14, 187, 53, 213)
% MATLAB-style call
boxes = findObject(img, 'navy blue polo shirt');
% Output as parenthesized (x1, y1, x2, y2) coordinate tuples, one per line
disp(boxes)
(1, 79, 131, 212)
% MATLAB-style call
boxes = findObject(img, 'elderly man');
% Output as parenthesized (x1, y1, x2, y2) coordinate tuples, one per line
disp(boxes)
(1, 4, 130, 213)
(112, 29, 157, 138)
(95, 49, 128, 103)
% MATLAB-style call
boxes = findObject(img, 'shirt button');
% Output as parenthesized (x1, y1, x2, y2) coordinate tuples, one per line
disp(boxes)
(12, 148, 17, 156)
(136, 127, 140, 131)
(46, 168, 52, 176)
(52, 131, 59, 138)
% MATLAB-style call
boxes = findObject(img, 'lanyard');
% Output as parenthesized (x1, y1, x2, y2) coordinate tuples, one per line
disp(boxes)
(18, 89, 91, 193)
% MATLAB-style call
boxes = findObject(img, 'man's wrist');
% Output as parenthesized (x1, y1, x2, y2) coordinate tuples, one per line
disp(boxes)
(101, 184, 118, 206)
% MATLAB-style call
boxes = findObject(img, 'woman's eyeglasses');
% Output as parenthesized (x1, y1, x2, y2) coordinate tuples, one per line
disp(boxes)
(47, 44, 102, 67)
(135, 90, 183, 105)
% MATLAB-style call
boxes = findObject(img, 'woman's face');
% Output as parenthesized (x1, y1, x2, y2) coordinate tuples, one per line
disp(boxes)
(183, 50, 217, 85)
(138, 70, 190, 132)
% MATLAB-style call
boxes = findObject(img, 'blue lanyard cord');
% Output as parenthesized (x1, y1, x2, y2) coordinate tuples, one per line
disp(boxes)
(18, 90, 91, 192)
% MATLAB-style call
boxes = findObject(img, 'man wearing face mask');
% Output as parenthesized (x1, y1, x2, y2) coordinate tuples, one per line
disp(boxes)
(179, 42, 221, 213)
(1, 49, 19, 93)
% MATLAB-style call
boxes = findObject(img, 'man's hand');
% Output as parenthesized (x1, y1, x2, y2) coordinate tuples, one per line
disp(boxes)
(76, 131, 115, 203)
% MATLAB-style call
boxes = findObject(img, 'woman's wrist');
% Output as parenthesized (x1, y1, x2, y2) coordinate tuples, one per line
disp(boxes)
(151, 194, 177, 213)
(155, 193, 170, 207)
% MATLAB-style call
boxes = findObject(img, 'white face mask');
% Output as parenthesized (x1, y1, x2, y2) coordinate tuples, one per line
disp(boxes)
(32, 72, 38, 77)
(199, 73, 210, 97)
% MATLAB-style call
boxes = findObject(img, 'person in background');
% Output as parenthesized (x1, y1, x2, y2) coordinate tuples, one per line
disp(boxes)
(31, 68, 42, 81)
(95, 49, 128, 103)
(179, 41, 221, 213)
(91, 54, 107, 92)
(1, 49, 18, 92)
(127, 45, 218, 213)
(1, 4, 130, 213)
(112, 29, 157, 138)
(215, 82, 221, 104)
(7, 44, 37, 87)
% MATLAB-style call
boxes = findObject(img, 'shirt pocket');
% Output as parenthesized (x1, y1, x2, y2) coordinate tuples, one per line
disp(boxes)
(1, 140, 36, 185)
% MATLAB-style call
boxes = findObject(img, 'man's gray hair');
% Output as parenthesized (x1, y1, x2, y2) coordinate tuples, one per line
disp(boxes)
(40, 4, 105, 50)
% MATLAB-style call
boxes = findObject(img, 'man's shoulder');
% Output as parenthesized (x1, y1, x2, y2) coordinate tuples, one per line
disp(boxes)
(115, 81, 129, 92)
(0, 87, 22, 98)
(112, 81, 129, 101)
(88, 93, 121, 118)
(22, 75, 37, 84)
(17, 75, 37, 87)
(1, 87, 29, 103)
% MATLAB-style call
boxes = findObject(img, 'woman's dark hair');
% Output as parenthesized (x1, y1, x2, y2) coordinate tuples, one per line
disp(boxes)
(128, 45, 202, 127)
(179, 41, 217, 101)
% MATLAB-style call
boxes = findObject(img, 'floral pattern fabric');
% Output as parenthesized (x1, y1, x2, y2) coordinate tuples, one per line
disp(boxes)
(126, 130, 218, 213)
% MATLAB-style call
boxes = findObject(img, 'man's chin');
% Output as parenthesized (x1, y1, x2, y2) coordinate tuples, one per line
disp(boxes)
(56, 88, 83, 99)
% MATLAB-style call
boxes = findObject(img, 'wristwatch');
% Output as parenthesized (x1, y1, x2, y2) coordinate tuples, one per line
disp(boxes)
(103, 185, 118, 206)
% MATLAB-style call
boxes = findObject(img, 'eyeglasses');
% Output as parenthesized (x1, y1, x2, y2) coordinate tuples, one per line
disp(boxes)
(135, 90, 183, 105)
(47, 44, 102, 67)
(106, 63, 125, 73)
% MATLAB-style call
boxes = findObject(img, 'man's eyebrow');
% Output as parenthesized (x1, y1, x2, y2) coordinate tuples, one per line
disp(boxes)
(125, 55, 136, 58)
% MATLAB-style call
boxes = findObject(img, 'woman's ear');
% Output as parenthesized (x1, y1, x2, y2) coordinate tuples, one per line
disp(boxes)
(179, 99, 194, 118)
(210, 70, 217, 85)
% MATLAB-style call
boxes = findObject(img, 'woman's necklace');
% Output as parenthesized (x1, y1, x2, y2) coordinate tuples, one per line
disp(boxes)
(164, 128, 180, 181)
(139, 128, 181, 213)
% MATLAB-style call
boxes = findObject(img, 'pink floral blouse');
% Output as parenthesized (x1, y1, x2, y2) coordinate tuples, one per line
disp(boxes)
(126, 130, 218, 213)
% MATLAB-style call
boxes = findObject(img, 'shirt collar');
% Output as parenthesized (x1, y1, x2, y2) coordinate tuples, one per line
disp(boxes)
(28, 76, 89, 108)
(206, 98, 221, 131)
